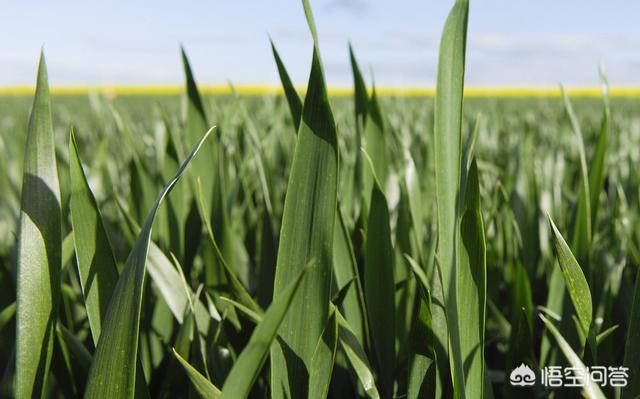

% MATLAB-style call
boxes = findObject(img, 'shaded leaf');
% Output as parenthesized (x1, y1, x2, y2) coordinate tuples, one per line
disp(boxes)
(15, 51, 62, 398)
(269, 1, 339, 397)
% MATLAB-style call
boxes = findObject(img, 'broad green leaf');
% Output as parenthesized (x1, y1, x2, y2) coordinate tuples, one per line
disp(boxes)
(172, 348, 221, 399)
(308, 309, 338, 399)
(540, 315, 605, 399)
(548, 216, 593, 342)
(84, 128, 211, 398)
(456, 158, 486, 398)
(15, 51, 61, 398)
(69, 128, 118, 343)
(270, 39, 302, 133)
(622, 272, 640, 399)
(336, 310, 381, 399)
(269, 1, 339, 397)
(433, 0, 469, 395)
(221, 262, 313, 399)
(364, 167, 395, 398)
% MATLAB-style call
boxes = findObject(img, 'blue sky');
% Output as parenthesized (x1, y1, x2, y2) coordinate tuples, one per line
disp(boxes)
(2, 0, 639, 87)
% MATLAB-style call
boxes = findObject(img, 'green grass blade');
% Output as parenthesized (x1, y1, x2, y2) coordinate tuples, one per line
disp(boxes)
(61, 231, 75, 269)
(69, 128, 118, 344)
(548, 216, 593, 342)
(181, 47, 208, 143)
(540, 315, 605, 399)
(622, 271, 640, 399)
(561, 87, 592, 265)
(404, 150, 424, 262)
(459, 114, 480, 204)
(408, 301, 436, 399)
(332, 204, 368, 346)
(349, 44, 368, 208)
(456, 158, 486, 398)
(430, 256, 450, 391)
(181, 47, 218, 220)
(58, 324, 92, 373)
(69, 157, 151, 397)
(433, 0, 469, 395)
(172, 349, 221, 399)
(595, 325, 618, 345)
(218, 297, 261, 324)
(269, 1, 339, 397)
(221, 262, 313, 399)
(15, 51, 62, 398)
(336, 310, 381, 399)
(84, 129, 211, 398)
(257, 209, 277, 308)
(308, 309, 338, 399)
(270, 39, 302, 133)
(349, 44, 368, 128)
(363, 85, 388, 193)
(588, 68, 610, 228)
(364, 169, 395, 398)
(405, 256, 438, 399)
(508, 264, 535, 369)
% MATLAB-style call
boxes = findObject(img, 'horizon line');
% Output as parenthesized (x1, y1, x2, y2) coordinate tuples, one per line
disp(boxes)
(0, 84, 636, 98)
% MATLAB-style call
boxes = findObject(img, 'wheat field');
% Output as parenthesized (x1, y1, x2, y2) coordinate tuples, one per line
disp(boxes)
(0, 0, 639, 398)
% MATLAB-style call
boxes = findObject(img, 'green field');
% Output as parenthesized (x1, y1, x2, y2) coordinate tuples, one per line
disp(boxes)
(2, 1, 640, 398)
